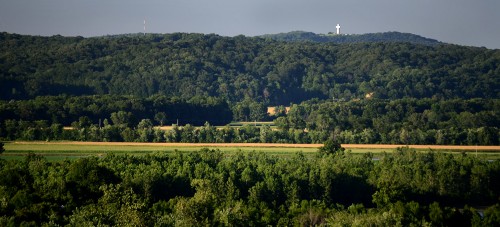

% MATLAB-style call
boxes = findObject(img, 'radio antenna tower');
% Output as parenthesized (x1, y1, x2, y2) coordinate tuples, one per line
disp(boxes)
(143, 17, 146, 35)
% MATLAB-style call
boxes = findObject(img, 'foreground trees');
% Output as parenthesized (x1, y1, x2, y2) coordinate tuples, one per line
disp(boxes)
(0, 149, 499, 226)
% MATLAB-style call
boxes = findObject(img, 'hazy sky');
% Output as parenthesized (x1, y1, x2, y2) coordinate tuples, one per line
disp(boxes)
(1, 0, 499, 49)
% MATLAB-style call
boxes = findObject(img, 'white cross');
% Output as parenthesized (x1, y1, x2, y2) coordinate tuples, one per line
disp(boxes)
(336, 24, 341, 34)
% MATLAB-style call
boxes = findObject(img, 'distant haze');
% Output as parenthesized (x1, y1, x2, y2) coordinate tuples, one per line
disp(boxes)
(0, 0, 499, 49)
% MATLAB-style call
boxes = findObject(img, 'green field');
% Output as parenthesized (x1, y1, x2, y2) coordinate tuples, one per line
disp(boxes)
(1, 142, 319, 161)
(2, 142, 500, 161)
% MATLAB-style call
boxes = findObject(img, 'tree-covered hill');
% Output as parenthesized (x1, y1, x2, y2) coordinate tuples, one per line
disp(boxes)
(1, 32, 499, 104)
(260, 31, 441, 46)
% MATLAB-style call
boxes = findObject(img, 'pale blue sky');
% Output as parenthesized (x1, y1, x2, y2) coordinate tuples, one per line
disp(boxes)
(1, 0, 499, 49)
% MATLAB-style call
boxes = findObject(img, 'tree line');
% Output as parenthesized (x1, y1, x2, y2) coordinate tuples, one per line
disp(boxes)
(0, 94, 232, 126)
(0, 148, 499, 226)
(2, 118, 499, 146)
(274, 98, 500, 145)
(1, 96, 498, 145)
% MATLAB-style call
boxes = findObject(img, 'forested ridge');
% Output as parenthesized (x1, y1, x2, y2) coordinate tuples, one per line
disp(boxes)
(260, 31, 442, 46)
(1, 149, 499, 226)
(1, 32, 498, 102)
(1, 32, 499, 144)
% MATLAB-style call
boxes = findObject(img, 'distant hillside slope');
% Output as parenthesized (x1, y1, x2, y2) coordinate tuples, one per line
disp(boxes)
(260, 31, 441, 46)
(0, 32, 498, 104)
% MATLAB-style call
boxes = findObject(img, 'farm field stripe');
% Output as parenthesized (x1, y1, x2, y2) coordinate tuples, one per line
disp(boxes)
(342, 144, 500, 150)
(11, 142, 500, 151)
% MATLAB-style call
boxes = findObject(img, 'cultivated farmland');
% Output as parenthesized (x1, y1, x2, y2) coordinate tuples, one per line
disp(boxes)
(3, 141, 499, 161)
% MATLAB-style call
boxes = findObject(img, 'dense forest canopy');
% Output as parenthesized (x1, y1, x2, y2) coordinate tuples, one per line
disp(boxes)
(260, 31, 442, 46)
(0, 149, 499, 226)
(1, 32, 499, 103)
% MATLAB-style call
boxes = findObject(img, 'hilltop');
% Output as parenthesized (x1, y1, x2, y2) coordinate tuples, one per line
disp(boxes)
(260, 31, 441, 46)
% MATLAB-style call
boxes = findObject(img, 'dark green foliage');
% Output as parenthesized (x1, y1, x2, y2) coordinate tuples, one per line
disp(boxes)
(0, 142, 4, 154)
(1, 101, 498, 144)
(275, 98, 500, 145)
(154, 112, 167, 126)
(66, 157, 119, 204)
(318, 139, 345, 155)
(0, 150, 498, 226)
(1, 32, 498, 103)
(0, 94, 233, 126)
(261, 31, 441, 46)
(481, 204, 500, 226)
